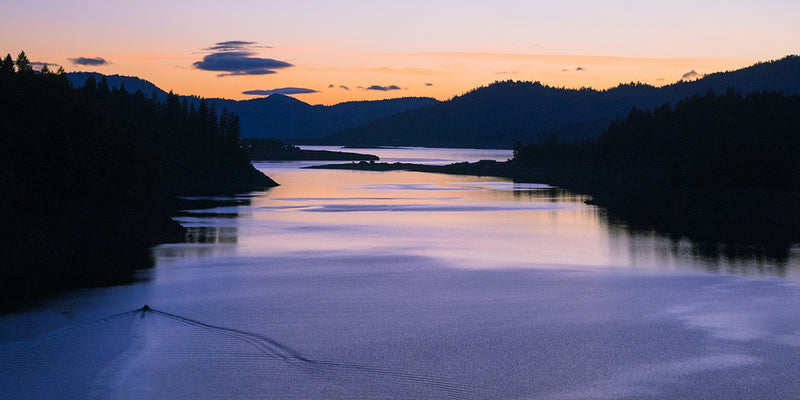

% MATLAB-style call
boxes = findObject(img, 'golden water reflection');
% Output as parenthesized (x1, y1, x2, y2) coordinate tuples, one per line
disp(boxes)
(157, 156, 800, 279)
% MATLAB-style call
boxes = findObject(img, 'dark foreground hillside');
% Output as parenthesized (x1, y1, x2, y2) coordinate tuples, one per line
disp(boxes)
(0, 52, 277, 311)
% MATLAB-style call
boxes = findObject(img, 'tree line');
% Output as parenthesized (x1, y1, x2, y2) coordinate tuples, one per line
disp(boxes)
(326, 55, 800, 149)
(0, 51, 275, 310)
(513, 88, 800, 192)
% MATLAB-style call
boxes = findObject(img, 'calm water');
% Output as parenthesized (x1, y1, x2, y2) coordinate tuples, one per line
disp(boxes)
(3, 147, 800, 399)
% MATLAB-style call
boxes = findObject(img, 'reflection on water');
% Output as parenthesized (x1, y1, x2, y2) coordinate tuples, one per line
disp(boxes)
(5, 148, 800, 399)
(609, 223, 794, 277)
(184, 226, 238, 244)
(603, 201, 800, 276)
(301, 146, 513, 165)
(242, 160, 798, 278)
(154, 197, 248, 260)
(234, 169, 610, 270)
(156, 154, 800, 278)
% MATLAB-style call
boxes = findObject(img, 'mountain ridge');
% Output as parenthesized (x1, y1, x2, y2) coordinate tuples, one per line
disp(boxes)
(66, 72, 439, 140)
(324, 55, 800, 148)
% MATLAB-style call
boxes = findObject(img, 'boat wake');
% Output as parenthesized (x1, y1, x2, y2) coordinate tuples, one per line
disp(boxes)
(1, 306, 485, 399)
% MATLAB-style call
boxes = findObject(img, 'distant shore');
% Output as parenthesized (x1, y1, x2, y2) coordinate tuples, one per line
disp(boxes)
(307, 160, 800, 262)
(242, 139, 379, 161)
(253, 148, 379, 161)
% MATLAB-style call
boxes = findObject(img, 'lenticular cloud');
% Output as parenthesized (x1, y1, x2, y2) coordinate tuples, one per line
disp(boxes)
(194, 41, 292, 77)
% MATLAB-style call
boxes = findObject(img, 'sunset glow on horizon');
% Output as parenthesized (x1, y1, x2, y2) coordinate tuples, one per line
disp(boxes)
(3, 1, 798, 105)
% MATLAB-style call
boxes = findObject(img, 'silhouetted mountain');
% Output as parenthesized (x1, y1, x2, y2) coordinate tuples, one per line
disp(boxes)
(206, 95, 440, 140)
(67, 72, 439, 140)
(67, 72, 168, 101)
(326, 55, 800, 148)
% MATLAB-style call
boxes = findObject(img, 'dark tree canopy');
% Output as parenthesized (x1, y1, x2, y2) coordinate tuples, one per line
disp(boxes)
(0, 54, 14, 80)
(513, 89, 800, 192)
(0, 51, 276, 310)
(14, 51, 33, 75)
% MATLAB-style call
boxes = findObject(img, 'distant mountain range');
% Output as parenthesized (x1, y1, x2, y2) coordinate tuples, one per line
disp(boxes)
(67, 72, 169, 100)
(324, 55, 800, 148)
(66, 55, 800, 149)
(206, 95, 439, 140)
(66, 72, 438, 140)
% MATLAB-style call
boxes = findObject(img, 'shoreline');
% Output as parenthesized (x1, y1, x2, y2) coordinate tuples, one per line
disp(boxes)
(1, 164, 278, 314)
(306, 160, 800, 262)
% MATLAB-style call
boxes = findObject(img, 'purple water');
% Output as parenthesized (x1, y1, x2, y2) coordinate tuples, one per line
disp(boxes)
(2, 148, 800, 399)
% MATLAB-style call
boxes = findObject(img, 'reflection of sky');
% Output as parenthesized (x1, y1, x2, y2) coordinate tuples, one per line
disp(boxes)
(239, 161, 609, 269)
(5, 148, 800, 399)
(225, 147, 800, 277)
(297, 146, 513, 165)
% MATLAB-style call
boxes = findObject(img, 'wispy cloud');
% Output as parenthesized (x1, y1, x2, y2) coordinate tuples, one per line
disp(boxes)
(339, 85, 351, 91)
(194, 41, 292, 77)
(242, 87, 318, 96)
(682, 69, 704, 80)
(204, 41, 271, 52)
(365, 85, 403, 91)
(69, 56, 109, 66)
(31, 61, 60, 71)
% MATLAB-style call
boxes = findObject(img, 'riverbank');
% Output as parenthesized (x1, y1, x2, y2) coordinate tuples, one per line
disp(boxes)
(307, 159, 800, 263)
(1, 166, 277, 313)
(0, 65, 281, 312)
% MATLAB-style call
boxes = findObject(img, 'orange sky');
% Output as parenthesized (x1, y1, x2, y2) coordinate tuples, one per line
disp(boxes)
(75, 50, 756, 105)
(2, 1, 797, 105)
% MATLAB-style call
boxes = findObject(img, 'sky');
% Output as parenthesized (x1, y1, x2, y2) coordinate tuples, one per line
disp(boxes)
(2, 0, 798, 105)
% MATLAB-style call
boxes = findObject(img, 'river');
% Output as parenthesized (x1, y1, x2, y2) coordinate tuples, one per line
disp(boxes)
(2, 147, 800, 399)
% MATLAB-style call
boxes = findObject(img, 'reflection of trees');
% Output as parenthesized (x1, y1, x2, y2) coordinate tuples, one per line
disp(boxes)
(185, 226, 239, 244)
(510, 187, 588, 203)
(512, 89, 800, 275)
(156, 196, 250, 259)
(604, 213, 796, 277)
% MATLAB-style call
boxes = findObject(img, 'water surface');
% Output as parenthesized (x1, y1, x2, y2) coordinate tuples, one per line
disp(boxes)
(3, 147, 800, 399)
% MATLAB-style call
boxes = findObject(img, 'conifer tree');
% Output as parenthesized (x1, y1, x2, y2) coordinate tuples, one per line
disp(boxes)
(208, 102, 218, 133)
(0, 54, 14, 84)
(83, 74, 97, 93)
(198, 99, 209, 127)
(15, 51, 33, 75)
(97, 75, 110, 96)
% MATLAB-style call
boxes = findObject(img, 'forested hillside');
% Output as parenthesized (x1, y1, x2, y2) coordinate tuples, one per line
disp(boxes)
(0, 52, 276, 310)
(327, 55, 800, 148)
(511, 89, 800, 252)
(66, 72, 440, 141)
(513, 89, 800, 192)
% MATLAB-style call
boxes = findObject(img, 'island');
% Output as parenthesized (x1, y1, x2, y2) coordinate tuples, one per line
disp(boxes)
(242, 138, 379, 161)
